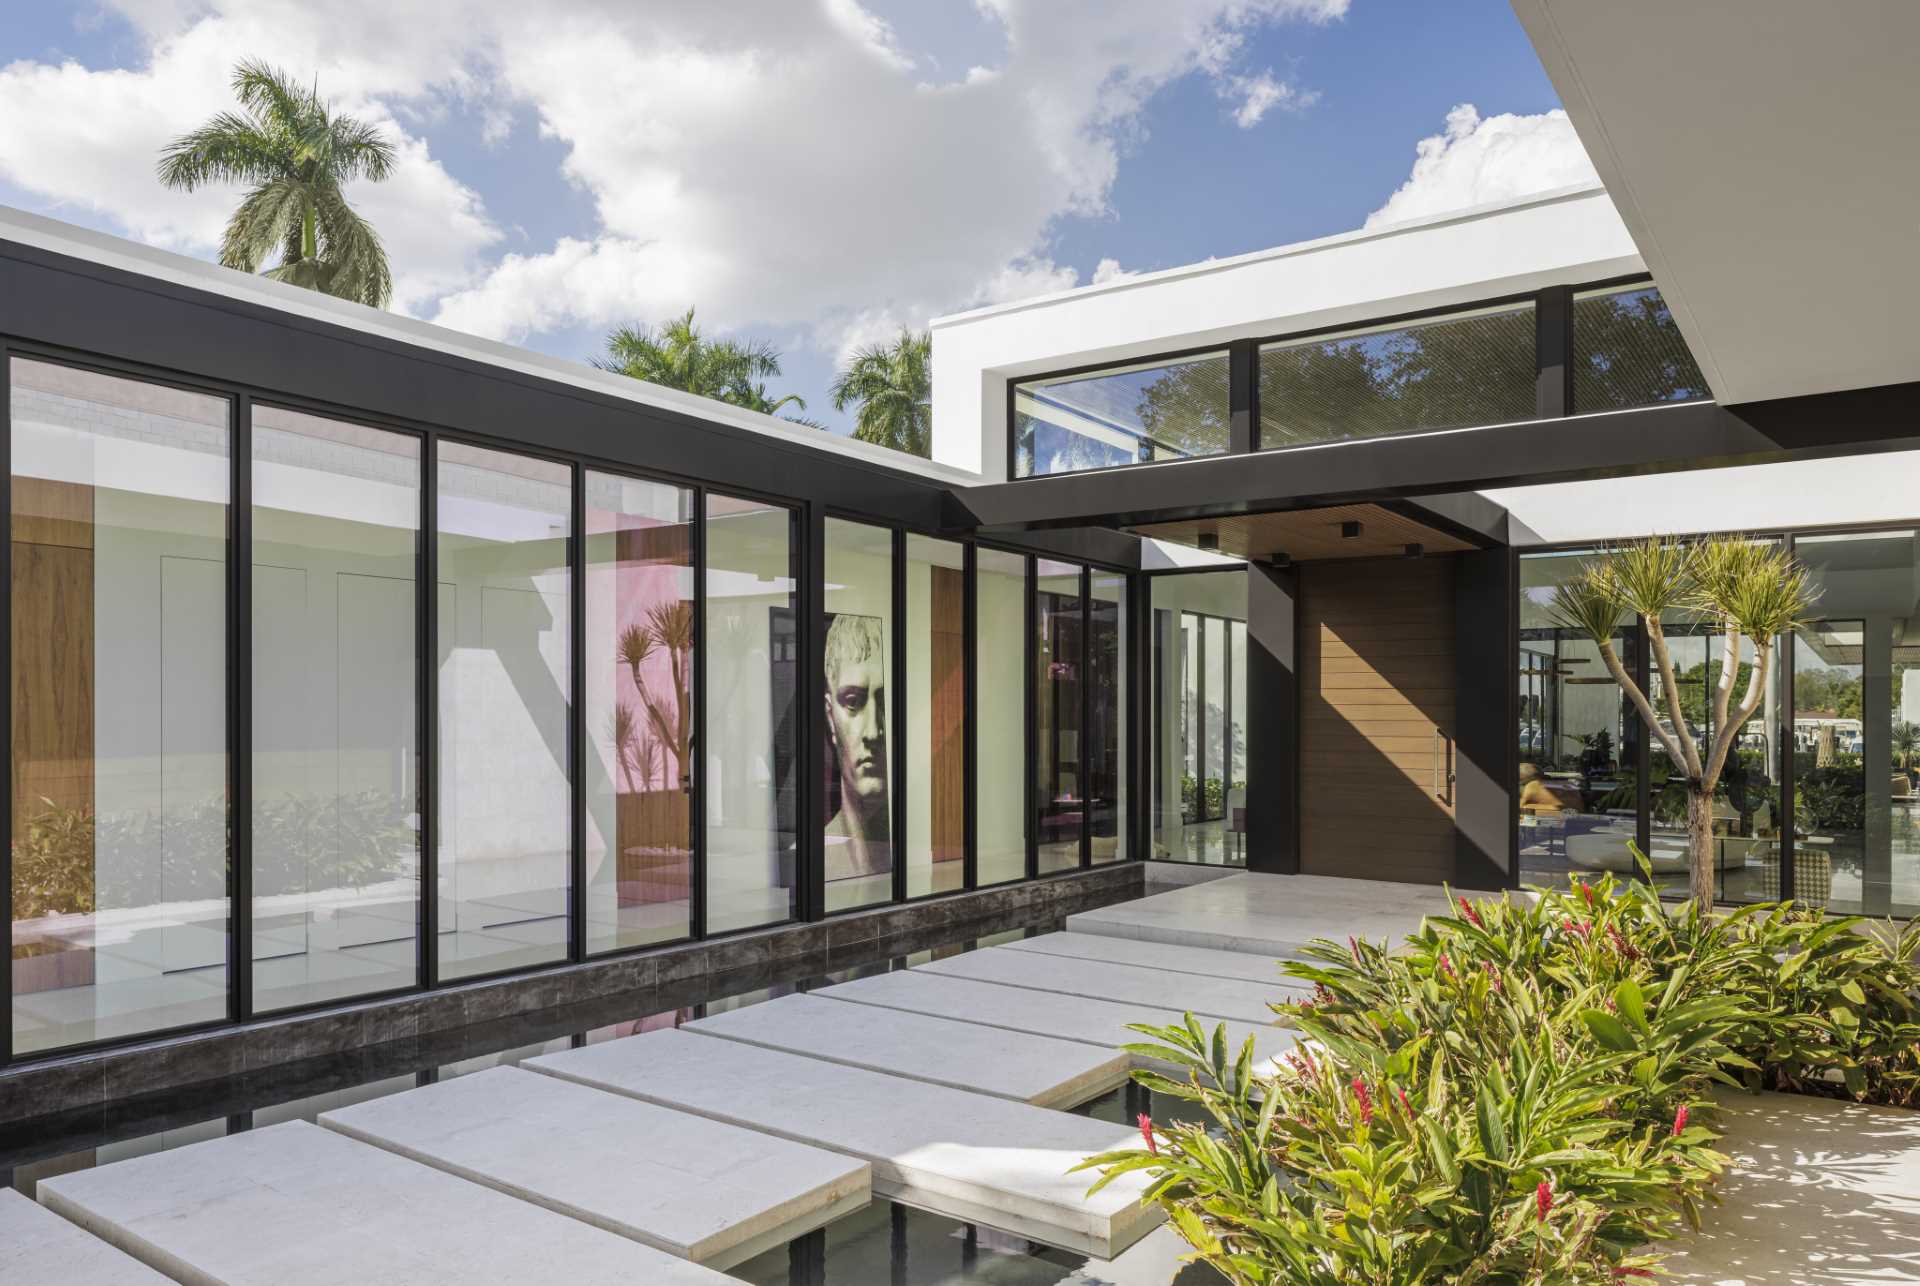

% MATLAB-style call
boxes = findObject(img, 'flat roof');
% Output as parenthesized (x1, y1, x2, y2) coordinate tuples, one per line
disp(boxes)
(0, 204, 984, 487)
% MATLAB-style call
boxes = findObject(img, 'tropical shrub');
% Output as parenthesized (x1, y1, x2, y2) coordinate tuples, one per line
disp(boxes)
(1080, 858, 1920, 1283)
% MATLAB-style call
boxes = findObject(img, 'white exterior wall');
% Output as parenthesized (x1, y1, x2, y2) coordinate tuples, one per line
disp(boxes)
(930, 185, 1644, 478)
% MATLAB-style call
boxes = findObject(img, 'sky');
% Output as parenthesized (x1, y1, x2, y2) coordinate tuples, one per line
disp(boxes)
(0, 0, 1597, 437)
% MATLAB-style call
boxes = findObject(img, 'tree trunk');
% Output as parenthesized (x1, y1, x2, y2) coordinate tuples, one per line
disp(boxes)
(1686, 787, 1717, 910)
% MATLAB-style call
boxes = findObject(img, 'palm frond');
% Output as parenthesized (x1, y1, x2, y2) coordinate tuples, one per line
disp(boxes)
(156, 113, 287, 189)
(312, 184, 392, 307)
(1547, 569, 1627, 644)
(218, 178, 306, 273)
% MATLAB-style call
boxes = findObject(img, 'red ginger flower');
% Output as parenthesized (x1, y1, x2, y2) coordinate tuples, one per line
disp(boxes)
(1672, 1104, 1689, 1137)
(1137, 1113, 1157, 1155)
(1458, 897, 1484, 929)
(1581, 881, 1596, 908)
(1536, 1181, 1553, 1222)
(1351, 1078, 1374, 1124)
(1606, 923, 1640, 961)
(1397, 1088, 1412, 1116)
(1348, 935, 1362, 964)
(1614, 1269, 1656, 1279)
(1438, 952, 1457, 981)
(1483, 960, 1503, 993)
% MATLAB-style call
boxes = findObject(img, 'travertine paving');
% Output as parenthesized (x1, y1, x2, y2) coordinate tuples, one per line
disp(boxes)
(527, 1028, 1162, 1258)
(915, 941, 1298, 1023)
(0, 1188, 171, 1285)
(319, 1065, 870, 1268)
(1655, 1090, 1920, 1284)
(816, 966, 1297, 1074)
(35, 1120, 733, 1285)
(685, 991, 1130, 1107)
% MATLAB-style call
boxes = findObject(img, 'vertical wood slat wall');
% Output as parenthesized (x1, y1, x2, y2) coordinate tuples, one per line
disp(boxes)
(1298, 557, 1457, 883)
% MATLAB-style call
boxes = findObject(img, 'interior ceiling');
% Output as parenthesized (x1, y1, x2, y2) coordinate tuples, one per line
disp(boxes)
(1130, 504, 1475, 562)
(1511, 1, 1920, 406)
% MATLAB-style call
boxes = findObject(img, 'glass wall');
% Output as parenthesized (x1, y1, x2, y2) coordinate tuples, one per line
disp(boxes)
(435, 442, 571, 980)
(1013, 352, 1230, 478)
(1516, 552, 1641, 892)
(1035, 559, 1084, 873)
(1259, 303, 1536, 449)
(1795, 532, 1919, 918)
(583, 471, 694, 955)
(704, 494, 798, 931)
(10, 359, 231, 1053)
(1089, 572, 1126, 863)
(1572, 284, 1711, 412)
(822, 518, 894, 913)
(905, 536, 966, 897)
(252, 406, 419, 1011)
(976, 549, 1028, 885)
(1148, 570, 1248, 865)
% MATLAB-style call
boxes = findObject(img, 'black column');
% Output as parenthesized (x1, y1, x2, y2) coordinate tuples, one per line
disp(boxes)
(1453, 547, 1517, 890)
(1245, 561, 1298, 874)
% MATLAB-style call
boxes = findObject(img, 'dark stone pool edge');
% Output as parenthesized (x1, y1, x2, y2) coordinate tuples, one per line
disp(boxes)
(0, 863, 1143, 1128)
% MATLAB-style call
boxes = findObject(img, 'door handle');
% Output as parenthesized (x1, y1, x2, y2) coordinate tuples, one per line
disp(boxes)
(1433, 728, 1453, 802)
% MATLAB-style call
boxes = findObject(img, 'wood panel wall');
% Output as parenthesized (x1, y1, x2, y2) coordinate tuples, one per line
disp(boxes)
(929, 564, 964, 863)
(11, 478, 95, 842)
(1299, 557, 1456, 884)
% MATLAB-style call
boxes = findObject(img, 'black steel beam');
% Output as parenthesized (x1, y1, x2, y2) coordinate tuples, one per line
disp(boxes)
(957, 384, 1920, 534)
(1452, 548, 1516, 891)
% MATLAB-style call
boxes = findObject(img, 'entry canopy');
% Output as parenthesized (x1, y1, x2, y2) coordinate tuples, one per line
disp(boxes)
(1513, 0, 1920, 407)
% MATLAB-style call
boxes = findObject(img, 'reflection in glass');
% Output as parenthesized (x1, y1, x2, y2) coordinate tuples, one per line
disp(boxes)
(1795, 529, 1920, 918)
(905, 536, 966, 897)
(1036, 559, 1084, 873)
(1515, 552, 1643, 893)
(1089, 572, 1125, 863)
(1013, 352, 1230, 478)
(436, 441, 571, 980)
(10, 358, 231, 1053)
(704, 494, 798, 931)
(1572, 284, 1710, 412)
(585, 471, 694, 954)
(252, 406, 419, 1011)
(823, 518, 894, 913)
(976, 549, 1028, 884)
(1149, 571, 1247, 865)
(1259, 303, 1535, 449)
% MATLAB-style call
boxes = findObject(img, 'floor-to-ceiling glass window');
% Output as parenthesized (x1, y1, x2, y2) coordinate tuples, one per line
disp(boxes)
(905, 535, 965, 897)
(1035, 560, 1084, 873)
(1148, 570, 1247, 865)
(252, 406, 419, 1011)
(1795, 531, 1919, 917)
(583, 471, 694, 955)
(704, 494, 798, 931)
(435, 442, 571, 980)
(822, 518, 894, 913)
(10, 359, 231, 1053)
(976, 549, 1028, 885)
(1089, 571, 1125, 863)
(1516, 552, 1640, 891)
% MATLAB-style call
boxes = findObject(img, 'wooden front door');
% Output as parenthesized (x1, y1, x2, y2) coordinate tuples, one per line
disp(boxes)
(1299, 557, 1457, 883)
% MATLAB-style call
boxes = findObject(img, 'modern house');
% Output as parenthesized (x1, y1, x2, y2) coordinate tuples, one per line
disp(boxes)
(4, 0, 1916, 1121)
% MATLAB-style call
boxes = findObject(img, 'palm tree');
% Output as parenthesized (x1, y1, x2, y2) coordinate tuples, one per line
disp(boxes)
(597, 309, 816, 423)
(831, 328, 932, 456)
(158, 61, 395, 308)
(1551, 537, 1815, 909)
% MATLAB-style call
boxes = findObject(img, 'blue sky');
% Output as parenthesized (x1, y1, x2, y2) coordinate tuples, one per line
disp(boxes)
(0, 1, 1589, 437)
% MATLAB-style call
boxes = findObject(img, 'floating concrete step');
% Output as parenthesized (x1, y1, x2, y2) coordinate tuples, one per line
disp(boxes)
(1007, 929, 1292, 985)
(684, 992, 1128, 1108)
(914, 943, 1295, 1024)
(526, 1028, 1161, 1258)
(1067, 871, 1456, 957)
(814, 967, 1296, 1075)
(35, 1120, 732, 1285)
(319, 1065, 869, 1269)
(0, 1188, 171, 1285)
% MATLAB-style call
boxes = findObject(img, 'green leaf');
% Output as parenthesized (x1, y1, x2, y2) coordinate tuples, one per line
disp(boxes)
(1614, 979, 1650, 1034)
(1476, 1081, 1510, 1163)
(1581, 1009, 1638, 1051)
(1779, 949, 1811, 982)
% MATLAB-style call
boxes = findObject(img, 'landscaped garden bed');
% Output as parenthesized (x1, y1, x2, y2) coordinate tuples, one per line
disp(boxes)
(1080, 856, 1920, 1283)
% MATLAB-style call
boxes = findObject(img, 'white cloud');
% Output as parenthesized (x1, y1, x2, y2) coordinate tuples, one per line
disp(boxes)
(1365, 103, 1598, 228)
(1220, 70, 1311, 128)
(1090, 257, 1137, 285)
(0, 0, 1346, 353)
